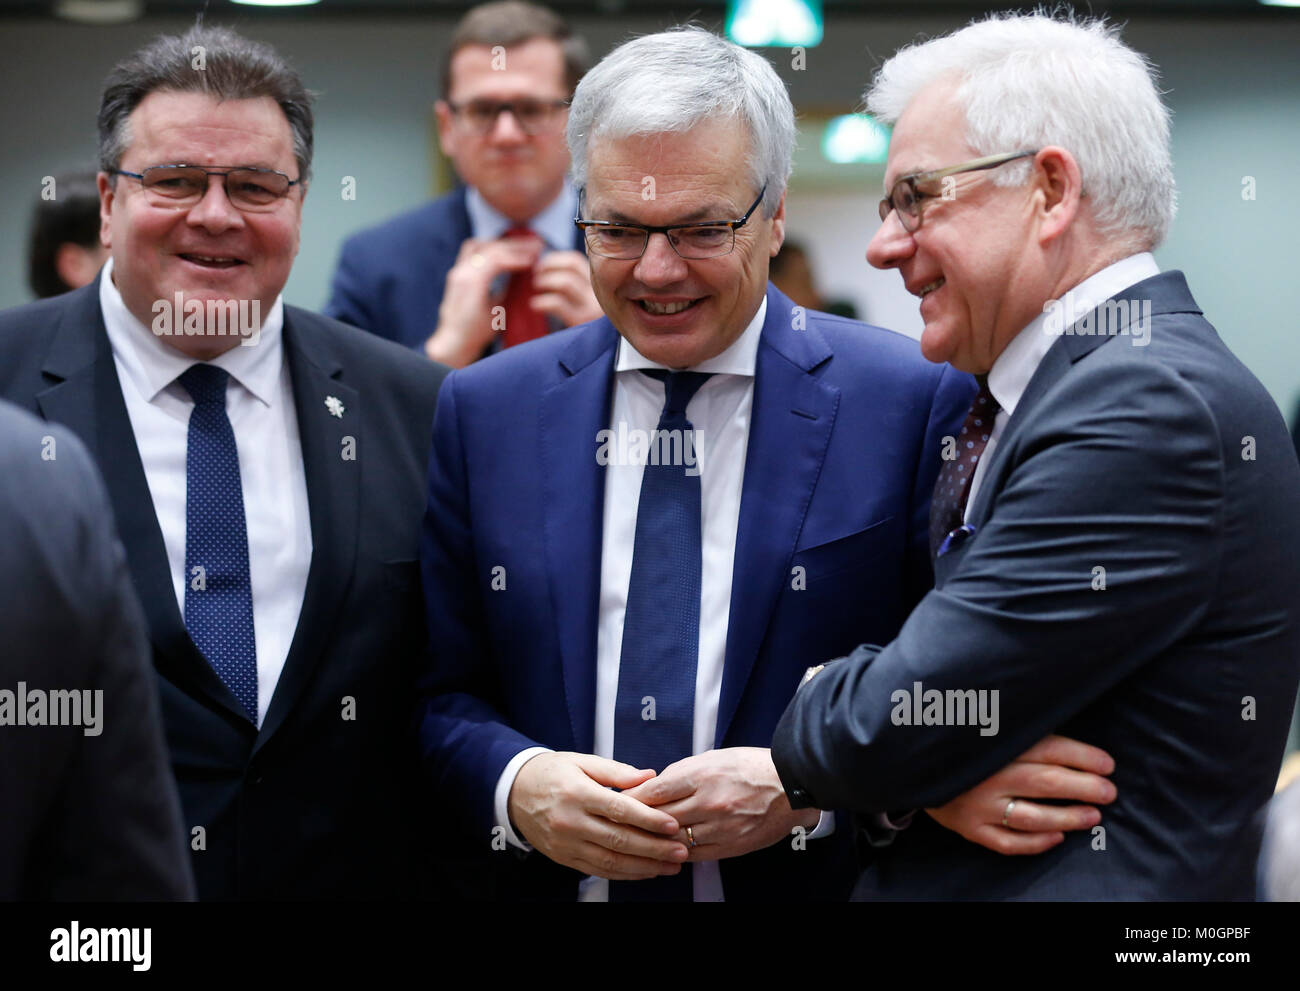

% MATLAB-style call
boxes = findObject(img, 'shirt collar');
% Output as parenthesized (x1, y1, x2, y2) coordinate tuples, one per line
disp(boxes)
(98, 255, 286, 407)
(465, 182, 578, 252)
(615, 295, 766, 378)
(989, 252, 1160, 417)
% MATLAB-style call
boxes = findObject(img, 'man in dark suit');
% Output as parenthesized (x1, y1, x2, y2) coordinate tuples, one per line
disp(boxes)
(0, 25, 447, 899)
(327, 1, 600, 365)
(773, 12, 1300, 900)
(417, 26, 1116, 902)
(0, 403, 193, 901)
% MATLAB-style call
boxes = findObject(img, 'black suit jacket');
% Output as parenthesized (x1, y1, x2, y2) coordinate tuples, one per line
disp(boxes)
(0, 401, 193, 900)
(0, 278, 448, 899)
(774, 271, 1300, 899)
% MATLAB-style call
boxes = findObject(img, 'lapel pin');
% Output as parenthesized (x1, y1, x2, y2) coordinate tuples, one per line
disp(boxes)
(324, 395, 345, 418)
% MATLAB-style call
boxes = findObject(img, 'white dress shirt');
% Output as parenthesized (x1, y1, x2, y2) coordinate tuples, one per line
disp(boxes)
(967, 252, 1161, 514)
(99, 257, 313, 727)
(494, 297, 833, 901)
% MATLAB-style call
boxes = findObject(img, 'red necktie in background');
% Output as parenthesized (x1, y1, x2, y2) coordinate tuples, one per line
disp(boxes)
(501, 227, 548, 349)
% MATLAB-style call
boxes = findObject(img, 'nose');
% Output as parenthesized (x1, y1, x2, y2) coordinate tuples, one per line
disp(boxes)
(186, 176, 244, 234)
(633, 232, 689, 286)
(488, 108, 528, 144)
(866, 210, 913, 270)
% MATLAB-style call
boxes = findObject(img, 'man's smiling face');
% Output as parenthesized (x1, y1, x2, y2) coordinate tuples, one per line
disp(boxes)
(99, 89, 303, 358)
(866, 81, 1042, 374)
(582, 118, 783, 369)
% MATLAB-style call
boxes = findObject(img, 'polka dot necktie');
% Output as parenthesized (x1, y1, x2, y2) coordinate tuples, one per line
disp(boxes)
(610, 369, 712, 903)
(178, 364, 258, 723)
(929, 379, 1000, 558)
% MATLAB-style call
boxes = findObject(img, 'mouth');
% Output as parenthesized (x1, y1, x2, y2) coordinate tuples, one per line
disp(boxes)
(636, 298, 702, 316)
(178, 253, 245, 270)
(917, 277, 945, 298)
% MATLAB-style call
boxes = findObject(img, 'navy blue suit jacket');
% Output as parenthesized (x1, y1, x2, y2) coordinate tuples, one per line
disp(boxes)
(326, 186, 585, 351)
(0, 278, 448, 899)
(773, 271, 1300, 899)
(417, 284, 974, 900)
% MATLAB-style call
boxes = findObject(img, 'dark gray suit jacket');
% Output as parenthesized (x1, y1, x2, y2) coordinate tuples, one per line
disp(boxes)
(0, 279, 448, 899)
(0, 400, 194, 900)
(773, 271, 1300, 899)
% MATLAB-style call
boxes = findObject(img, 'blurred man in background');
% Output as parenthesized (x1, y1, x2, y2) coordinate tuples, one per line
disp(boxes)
(327, 1, 601, 365)
(27, 169, 109, 298)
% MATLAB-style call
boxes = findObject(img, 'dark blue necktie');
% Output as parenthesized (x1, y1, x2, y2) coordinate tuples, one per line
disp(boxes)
(610, 369, 711, 903)
(179, 364, 258, 723)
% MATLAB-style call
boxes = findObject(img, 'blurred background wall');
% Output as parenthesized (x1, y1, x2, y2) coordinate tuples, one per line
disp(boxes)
(1, 1, 1296, 419)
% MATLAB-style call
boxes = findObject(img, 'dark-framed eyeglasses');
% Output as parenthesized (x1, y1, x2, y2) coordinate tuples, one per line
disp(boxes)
(446, 98, 570, 136)
(575, 185, 768, 260)
(112, 165, 301, 212)
(878, 150, 1039, 233)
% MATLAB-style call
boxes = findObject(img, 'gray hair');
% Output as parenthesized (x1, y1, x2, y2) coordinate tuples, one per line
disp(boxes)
(98, 23, 315, 186)
(566, 25, 794, 217)
(866, 11, 1176, 249)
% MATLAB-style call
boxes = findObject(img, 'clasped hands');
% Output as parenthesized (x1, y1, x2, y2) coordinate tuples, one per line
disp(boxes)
(508, 734, 1117, 882)
(507, 747, 811, 882)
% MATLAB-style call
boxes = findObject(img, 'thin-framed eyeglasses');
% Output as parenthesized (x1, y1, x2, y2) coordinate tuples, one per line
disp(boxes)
(878, 150, 1039, 232)
(112, 165, 301, 212)
(446, 98, 570, 136)
(575, 185, 768, 260)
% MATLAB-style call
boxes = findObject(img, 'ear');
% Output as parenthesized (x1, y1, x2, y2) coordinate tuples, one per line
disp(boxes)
(767, 190, 787, 257)
(434, 100, 456, 157)
(96, 171, 114, 250)
(1032, 146, 1084, 246)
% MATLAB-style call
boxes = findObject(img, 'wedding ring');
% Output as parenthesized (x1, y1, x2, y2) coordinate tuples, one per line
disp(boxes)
(1002, 799, 1017, 827)
(686, 826, 696, 848)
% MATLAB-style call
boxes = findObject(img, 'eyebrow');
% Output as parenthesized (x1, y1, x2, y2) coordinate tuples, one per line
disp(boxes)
(600, 203, 737, 225)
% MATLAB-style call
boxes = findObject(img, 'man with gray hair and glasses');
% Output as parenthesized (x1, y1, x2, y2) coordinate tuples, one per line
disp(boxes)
(418, 25, 1118, 901)
(773, 12, 1300, 899)
(0, 23, 448, 899)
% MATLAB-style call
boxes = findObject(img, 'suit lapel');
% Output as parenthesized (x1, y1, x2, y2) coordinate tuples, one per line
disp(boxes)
(715, 286, 838, 746)
(254, 308, 361, 752)
(35, 281, 248, 720)
(965, 270, 1202, 531)
(539, 322, 618, 753)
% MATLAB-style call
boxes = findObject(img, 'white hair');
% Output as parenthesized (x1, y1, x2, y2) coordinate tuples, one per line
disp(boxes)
(866, 11, 1177, 248)
(566, 25, 794, 217)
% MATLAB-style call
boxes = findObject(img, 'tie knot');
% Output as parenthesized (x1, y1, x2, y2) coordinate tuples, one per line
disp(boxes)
(642, 369, 714, 419)
(973, 379, 1000, 415)
(178, 363, 230, 409)
(504, 226, 536, 240)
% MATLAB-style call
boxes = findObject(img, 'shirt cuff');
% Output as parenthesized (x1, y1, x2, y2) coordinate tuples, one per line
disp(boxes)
(493, 746, 553, 852)
(807, 809, 835, 840)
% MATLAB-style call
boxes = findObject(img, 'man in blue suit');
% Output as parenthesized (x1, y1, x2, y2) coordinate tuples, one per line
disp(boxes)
(326, 2, 600, 365)
(772, 12, 1300, 899)
(418, 26, 1118, 901)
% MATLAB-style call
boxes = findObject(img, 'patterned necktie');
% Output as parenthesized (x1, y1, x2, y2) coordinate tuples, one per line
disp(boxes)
(178, 364, 258, 723)
(501, 226, 549, 349)
(610, 369, 712, 903)
(929, 379, 1000, 558)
